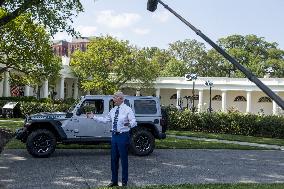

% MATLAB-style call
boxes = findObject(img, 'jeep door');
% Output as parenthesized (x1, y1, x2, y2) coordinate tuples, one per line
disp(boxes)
(73, 99, 107, 137)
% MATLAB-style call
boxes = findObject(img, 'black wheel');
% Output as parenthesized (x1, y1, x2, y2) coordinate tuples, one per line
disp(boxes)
(26, 129, 56, 158)
(130, 128, 155, 156)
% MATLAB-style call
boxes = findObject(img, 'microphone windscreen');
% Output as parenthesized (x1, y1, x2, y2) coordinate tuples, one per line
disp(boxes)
(147, 0, 158, 12)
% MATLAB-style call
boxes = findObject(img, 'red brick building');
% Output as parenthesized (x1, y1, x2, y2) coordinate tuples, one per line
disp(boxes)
(52, 37, 90, 57)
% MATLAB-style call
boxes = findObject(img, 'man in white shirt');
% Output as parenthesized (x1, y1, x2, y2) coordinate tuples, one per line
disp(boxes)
(90, 91, 137, 187)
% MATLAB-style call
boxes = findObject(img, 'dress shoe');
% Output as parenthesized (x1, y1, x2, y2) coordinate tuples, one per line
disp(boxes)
(107, 182, 118, 187)
(122, 182, 127, 187)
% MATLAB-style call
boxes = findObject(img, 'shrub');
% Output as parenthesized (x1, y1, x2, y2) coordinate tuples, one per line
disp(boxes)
(0, 97, 74, 118)
(20, 102, 71, 116)
(165, 109, 284, 138)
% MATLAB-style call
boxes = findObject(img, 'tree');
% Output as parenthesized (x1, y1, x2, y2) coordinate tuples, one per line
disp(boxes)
(0, 10, 62, 85)
(160, 58, 188, 77)
(70, 36, 160, 94)
(212, 34, 284, 77)
(143, 47, 173, 69)
(168, 39, 208, 75)
(0, 0, 83, 36)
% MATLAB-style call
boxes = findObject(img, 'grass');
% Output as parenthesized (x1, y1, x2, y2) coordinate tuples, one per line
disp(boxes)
(0, 120, 23, 131)
(96, 183, 284, 189)
(0, 120, 277, 150)
(167, 130, 284, 147)
(155, 137, 266, 150)
(5, 137, 267, 150)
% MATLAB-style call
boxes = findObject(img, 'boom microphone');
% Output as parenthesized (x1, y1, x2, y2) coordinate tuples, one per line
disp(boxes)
(147, 0, 158, 12)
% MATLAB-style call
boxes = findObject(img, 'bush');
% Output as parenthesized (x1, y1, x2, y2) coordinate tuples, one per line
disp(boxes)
(0, 97, 74, 118)
(165, 108, 284, 138)
(20, 102, 71, 116)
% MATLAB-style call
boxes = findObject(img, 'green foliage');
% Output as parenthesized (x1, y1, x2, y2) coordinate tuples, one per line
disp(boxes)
(71, 36, 159, 94)
(159, 58, 188, 77)
(167, 109, 284, 138)
(19, 102, 70, 116)
(0, 9, 62, 85)
(162, 35, 284, 78)
(143, 47, 173, 74)
(0, 97, 74, 117)
(166, 39, 208, 76)
(0, 0, 83, 36)
(212, 34, 284, 77)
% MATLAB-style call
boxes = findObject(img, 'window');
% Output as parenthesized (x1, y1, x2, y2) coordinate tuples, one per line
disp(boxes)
(71, 83, 75, 98)
(234, 96, 247, 102)
(79, 99, 104, 114)
(212, 95, 222, 101)
(170, 94, 177, 99)
(258, 97, 272, 103)
(134, 100, 157, 114)
(109, 99, 131, 111)
(64, 82, 67, 99)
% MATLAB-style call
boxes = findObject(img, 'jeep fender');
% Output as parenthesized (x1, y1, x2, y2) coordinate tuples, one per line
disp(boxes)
(26, 120, 67, 141)
(134, 121, 166, 139)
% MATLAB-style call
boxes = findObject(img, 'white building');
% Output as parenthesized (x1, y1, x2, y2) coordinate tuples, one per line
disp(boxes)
(0, 56, 283, 115)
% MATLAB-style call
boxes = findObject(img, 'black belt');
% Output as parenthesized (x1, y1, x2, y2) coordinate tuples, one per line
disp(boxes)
(111, 131, 129, 135)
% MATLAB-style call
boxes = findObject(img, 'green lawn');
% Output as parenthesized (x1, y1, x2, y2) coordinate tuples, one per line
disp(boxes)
(0, 120, 277, 150)
(96, 183, 284, 189)
(168, 130, 284, 146)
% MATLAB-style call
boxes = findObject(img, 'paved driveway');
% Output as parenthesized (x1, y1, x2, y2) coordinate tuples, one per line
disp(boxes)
(1, 149, 284, 189)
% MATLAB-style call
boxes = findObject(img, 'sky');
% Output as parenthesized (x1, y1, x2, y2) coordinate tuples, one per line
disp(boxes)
(54, 0, 284, 50)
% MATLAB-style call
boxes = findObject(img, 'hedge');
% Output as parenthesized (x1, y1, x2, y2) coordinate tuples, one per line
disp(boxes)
(0, 97, 76, 104)
(0, 97, 75, 118)
(19, 102, 71, 116)
(166, 108, 284, 138)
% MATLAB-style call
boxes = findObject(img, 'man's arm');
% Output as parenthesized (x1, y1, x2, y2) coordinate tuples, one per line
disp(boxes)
(91, 113, 111, 123)
(127, 108, 137, 128)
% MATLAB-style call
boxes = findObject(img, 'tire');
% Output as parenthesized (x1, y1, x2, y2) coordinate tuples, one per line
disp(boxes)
(130, 128, 155, 156)
(26, 129, 56, 158)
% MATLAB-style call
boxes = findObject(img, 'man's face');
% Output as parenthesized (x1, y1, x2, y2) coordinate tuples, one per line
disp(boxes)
(113, 95, 123, 106)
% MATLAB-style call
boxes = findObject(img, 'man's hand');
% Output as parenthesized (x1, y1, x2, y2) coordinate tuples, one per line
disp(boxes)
(124, 122, 130, 127)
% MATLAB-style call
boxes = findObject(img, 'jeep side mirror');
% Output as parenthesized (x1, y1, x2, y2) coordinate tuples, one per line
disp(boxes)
(76, 108, 82, 116)
(66, 112, 73, 118)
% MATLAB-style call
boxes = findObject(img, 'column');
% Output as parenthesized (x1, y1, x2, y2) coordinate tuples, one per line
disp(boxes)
(198, 90, 204, 112)
(176, 89, 181, 108)
(246, 91, 252, 113)
(34, 85, 39, 99)
(0, 79, 3, 97)
(155, 88, 160, 98)
(3, 71, 10, 97)
(24, 85, 30, 96)
(221, 90, 227, 112)
(136, 89, 141, 96)
(73, 79, 78, 99)
(42, 80, 48, 98)
(272, 92, 278, 115)
(59, 77, 65, 99)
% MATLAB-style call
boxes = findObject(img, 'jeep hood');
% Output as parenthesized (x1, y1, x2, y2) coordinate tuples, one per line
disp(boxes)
(28, 112, 68, 121)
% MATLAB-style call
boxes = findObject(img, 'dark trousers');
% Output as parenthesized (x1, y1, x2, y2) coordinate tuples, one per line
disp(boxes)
(111, 132, 130, 184)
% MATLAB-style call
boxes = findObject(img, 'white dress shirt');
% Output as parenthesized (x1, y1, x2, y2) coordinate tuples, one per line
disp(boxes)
(93, 103, 137, 133)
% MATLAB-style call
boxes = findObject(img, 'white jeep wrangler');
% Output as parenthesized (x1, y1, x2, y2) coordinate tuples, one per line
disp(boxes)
(16, 95, 167, 158)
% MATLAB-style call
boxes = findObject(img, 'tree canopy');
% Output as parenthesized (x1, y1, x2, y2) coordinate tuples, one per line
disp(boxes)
(0, 9, 62, 85)
(0, 0, 83, 36)
(160, 35, 284, 78)
(70, 36, 160, 94)
(214, 34, 284, 78)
